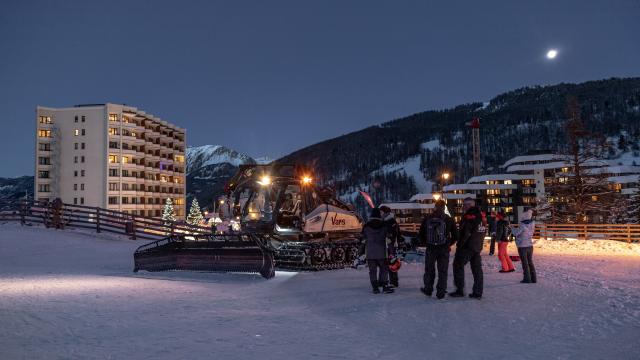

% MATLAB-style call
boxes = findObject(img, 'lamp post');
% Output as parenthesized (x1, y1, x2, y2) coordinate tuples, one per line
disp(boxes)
(441, 172, 450, 191)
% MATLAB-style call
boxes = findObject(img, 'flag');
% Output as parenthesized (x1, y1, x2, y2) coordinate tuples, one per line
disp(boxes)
(359, 191, 375, 209)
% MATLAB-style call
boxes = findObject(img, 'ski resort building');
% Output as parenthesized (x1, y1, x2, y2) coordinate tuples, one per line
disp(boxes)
(443, 153, 640, 222)
(380, 193, 476, 224)
(34, 104, 187, 219)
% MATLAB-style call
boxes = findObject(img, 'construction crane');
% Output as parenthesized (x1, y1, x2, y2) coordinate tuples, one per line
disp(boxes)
(466, 117, 481, 177)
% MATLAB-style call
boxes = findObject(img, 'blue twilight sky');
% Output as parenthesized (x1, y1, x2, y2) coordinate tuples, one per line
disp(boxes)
(1, 0, 639, 177)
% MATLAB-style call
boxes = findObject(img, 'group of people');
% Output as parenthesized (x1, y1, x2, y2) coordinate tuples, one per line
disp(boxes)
(361, 198, 538, 298)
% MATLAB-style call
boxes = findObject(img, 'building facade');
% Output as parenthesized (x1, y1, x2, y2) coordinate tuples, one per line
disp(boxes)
(443, 153, 640, 223)
(35, 104, 186, 219)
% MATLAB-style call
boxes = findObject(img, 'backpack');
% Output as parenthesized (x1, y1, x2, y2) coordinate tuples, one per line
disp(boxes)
(425, 216, 447, 246)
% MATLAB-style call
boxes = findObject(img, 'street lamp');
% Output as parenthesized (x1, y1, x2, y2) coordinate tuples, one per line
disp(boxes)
(432, 193, 441, 202)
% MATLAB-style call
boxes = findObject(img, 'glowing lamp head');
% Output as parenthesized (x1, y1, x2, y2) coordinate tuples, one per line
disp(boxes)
(442, 173, 450, 180)
(219, 199, 225, 204)
(432, 193, 441, 201)
(546, 49, 558, 59)
(257, 175, 271, 186)
(302, 176, 313, 185)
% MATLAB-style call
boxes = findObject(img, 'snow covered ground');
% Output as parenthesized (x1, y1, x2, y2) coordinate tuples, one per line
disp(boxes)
(1, 224, 639, 360)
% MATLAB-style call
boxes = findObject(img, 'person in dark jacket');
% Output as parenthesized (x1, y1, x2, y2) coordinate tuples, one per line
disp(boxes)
(495, 211, 515, 273)
(450, 198, 485, 299)
(419, 200, 457, 299)
(379, 205, 401, 288)
(362, 207, 394, 294)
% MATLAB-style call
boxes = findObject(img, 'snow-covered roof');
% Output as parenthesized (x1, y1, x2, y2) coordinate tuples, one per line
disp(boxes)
(443, 183, 517, 191)
(608, 175, 640, 184)
(502, 154, 564, 168)
(506, 161, 569, 173)
(467, 173, 532, 183)
(379, 202, 434, 210)
(410, 193, 476, 201)
(587, 166, 640, 176)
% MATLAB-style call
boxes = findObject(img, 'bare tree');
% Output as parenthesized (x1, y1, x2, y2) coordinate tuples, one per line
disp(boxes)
(546, 98, 620, 224)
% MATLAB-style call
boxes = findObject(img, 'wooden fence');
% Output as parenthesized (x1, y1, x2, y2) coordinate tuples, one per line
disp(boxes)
(0, 199, 213, 240)
(399, 222, 640, 243)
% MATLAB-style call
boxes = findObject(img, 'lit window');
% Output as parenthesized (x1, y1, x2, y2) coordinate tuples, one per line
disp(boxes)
(74, 129, 79, 136)
(38, 129, 52, 138)
(109, 128, 118, 136)
(109, 155, 118, 163)
(122, 156, 130, 164)
(38, 116, 52, 124)
(109, 114, 119, 122)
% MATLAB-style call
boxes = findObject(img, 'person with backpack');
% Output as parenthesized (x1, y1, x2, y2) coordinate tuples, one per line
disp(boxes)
(362, 207, 394, 294)
(419, 200, 457, 299)
(495, 211, 515, 273)
(511, 209, 537, 283)
(450, 197, 485, 299)
(379, 205, 401, 288)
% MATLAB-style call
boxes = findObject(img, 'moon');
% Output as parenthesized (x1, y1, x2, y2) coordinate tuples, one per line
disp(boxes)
(546, 49, 558, 59)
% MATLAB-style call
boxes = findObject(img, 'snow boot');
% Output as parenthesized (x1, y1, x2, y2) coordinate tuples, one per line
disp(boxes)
(436, 292, 446, 300)
(469, 293, 482, 300)
(520, 280, 531, 284)
(382, 286, 394, 294)
(372, 287, 381, 294)
(449, 290, 464, 298)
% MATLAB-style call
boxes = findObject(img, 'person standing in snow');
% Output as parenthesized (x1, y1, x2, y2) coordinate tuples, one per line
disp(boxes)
(419, 200, 457, 299)
(511, 209, 537, 283)
(380, 205, 401, 288)
(450, 198, 485, 299)
(495, 211, 515, 273)
(362, 207, 394, 294)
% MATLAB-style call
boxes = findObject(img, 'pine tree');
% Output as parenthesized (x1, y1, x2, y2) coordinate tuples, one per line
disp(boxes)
(626, 185, 640, 224)
(162, 198, 176, 223)
(186, 198, 204, 225)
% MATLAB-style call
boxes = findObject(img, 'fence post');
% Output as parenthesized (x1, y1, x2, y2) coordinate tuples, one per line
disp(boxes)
(20, 200, 26, 226)
(130, 215, 137, 240)
(628, 224, 631, 244)
(96, 207, 101, 233)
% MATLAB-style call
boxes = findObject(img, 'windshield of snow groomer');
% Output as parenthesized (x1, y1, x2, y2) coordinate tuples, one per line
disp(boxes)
(244, 187, 274, 222)
(278, 185, 302, 215)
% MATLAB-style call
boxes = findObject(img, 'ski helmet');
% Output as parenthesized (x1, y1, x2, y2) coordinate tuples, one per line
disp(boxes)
(388, 257, 402, 272)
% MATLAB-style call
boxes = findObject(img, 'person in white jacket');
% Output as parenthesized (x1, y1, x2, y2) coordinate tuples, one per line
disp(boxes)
(511, 209, 537, 283)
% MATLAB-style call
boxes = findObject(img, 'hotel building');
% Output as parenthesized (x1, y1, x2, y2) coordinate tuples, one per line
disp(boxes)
(34, 104, 186, 219)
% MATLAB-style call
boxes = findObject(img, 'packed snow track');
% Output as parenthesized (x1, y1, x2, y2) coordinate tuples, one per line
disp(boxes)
(0, 224, 639, 360)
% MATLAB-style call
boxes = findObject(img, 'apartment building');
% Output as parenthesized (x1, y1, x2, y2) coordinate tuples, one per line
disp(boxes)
(443, 152, 640, 222)
(35, 104, 186, 219)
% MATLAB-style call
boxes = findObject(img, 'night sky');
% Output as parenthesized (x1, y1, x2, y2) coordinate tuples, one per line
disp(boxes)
(1, 0, 639, 177)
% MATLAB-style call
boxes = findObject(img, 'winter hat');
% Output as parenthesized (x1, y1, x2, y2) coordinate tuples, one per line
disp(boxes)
(521, 209, 533, 221)
(379, 205, 391, 214)
(370, 207, 382, 219)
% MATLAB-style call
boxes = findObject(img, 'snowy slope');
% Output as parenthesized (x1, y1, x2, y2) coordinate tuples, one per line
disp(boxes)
(373, 155, 435, 193)
(186, 145, 255, 173)
(1, 223, 639, 360)
(186, 145, 257, 208)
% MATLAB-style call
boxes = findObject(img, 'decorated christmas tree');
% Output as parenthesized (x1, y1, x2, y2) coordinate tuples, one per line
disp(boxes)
(186, 198, 204, 225)
(162, 197, 176, 223)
